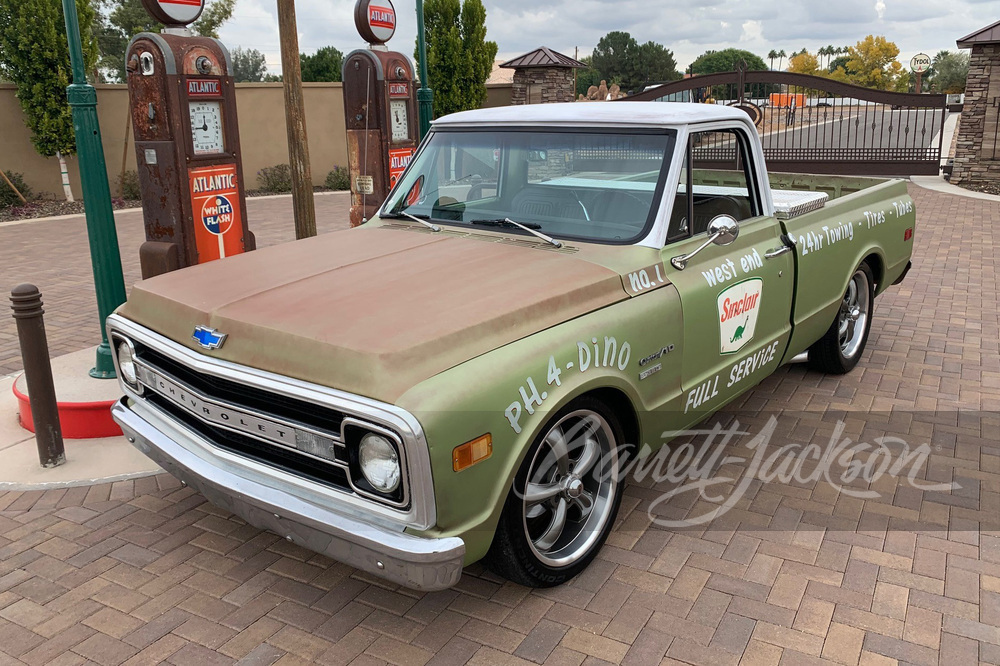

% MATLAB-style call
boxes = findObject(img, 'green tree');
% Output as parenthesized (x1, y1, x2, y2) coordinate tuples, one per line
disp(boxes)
(300, 46, 343, 82)
(0, 0, 98, 201)
(591, 31, 678, 92)
(690, 48, 767, 75)
(634, 40, 680, 89)
(575, 55, 601, 97)
(845, 35, 906, 91)
(231, 46, 267, 82)
(96, 0, 235, 82)
(591, 31, 637, 88)
(767, 49, 777, 70)
(828, 55, 850, 73)
(417, 0, 497, 117)
(929, 50, 969, 93)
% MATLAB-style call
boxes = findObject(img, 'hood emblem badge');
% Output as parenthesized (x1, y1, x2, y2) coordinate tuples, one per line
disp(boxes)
(193, 326, 227, 350)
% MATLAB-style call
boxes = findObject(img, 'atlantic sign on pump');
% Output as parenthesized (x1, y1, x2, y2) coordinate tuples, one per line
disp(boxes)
(189, 164, 245, 261)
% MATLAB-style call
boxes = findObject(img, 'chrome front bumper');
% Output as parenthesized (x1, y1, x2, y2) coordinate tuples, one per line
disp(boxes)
(112, 398, 465, 591)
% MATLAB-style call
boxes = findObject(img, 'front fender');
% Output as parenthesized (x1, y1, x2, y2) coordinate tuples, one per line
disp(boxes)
(395, 287, 684, 563)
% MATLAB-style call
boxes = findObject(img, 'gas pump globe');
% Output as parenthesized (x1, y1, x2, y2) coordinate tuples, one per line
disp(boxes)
(126, 0, 255, 278)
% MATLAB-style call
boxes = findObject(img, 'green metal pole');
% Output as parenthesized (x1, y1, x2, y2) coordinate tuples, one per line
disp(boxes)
(61, 0, 127, 379)
(415, 0, 434, 140)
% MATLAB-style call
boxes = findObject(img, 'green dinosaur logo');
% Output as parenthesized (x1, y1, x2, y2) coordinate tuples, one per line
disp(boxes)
(730, 316, 749, 343)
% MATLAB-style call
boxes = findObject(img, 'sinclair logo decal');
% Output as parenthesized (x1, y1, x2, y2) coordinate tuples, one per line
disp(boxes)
(718, 278, 762, 354)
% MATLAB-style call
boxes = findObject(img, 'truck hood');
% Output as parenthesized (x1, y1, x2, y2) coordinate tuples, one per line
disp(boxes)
(121, 225, 629, 403)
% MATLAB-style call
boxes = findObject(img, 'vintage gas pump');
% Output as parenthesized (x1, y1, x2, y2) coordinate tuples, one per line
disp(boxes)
(126, 0, 255, 279)
(342, 0, 420, 227)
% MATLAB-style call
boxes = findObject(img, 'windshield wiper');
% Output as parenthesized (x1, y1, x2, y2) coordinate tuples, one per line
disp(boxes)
(471, 218, 562, 248)
(381, 211, 440, 232)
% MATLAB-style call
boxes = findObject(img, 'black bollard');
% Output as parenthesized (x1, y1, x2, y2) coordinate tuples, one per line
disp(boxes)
(10, 284, 65, 468)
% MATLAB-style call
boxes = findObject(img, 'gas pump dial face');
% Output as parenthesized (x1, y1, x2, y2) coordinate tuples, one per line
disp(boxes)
(189, 100, 225, 155)
(390, 100, 408, 142)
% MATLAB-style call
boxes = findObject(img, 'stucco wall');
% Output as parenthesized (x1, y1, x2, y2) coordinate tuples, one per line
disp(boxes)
(0, 82, 349, 199)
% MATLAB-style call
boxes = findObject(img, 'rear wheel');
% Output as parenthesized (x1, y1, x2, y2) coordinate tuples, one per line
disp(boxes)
(484, 397, 626, 587)
(809, 262, 875, 374)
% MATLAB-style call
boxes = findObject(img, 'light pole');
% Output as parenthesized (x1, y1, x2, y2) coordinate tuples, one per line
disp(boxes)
(61, 0, 127, 378)
(415, 0, 434, 139)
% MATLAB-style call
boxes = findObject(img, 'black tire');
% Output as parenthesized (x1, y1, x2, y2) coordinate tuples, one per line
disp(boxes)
(808, 262, 875, 374)
(484, 396, 628, 587)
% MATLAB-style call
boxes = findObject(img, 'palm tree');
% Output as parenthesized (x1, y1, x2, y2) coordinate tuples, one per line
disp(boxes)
(818, 46, 829, 68)
(825, 44, 836, 67)
(778, 49, 787, 71)
(768, 49, 778, 70)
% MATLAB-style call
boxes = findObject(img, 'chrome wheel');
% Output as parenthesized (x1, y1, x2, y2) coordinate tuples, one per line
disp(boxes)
(520, 410, 618, 568)
(838, 268, 870, 359)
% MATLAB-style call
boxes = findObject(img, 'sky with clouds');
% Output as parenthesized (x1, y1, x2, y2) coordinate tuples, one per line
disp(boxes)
(217, 0, 999, 76)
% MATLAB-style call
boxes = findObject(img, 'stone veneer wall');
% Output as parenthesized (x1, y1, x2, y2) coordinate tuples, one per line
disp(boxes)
(952, 44, 1000, 186)
(510, 67, 575, 105)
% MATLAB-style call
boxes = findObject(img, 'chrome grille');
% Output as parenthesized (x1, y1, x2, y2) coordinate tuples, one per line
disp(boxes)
(121, 338, 409, 509)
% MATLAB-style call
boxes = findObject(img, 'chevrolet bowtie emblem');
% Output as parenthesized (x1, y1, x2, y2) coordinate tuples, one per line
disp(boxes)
(192, 326, 227, 350)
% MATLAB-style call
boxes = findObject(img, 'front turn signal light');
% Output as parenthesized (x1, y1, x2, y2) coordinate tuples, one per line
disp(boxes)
(453, 434, 492, 472)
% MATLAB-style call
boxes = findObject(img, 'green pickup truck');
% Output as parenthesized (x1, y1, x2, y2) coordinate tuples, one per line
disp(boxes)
(109, 102, 914, 591)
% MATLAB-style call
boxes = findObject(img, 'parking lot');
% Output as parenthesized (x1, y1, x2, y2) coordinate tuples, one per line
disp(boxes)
(1, 183, 998, 665)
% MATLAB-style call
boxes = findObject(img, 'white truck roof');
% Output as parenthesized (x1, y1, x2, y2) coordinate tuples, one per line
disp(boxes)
(432, 101, 750, 128)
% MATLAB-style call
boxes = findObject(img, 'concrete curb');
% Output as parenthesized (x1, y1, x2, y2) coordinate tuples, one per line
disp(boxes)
(910, 175, 1000, 203)
(0, 468, 162, 492)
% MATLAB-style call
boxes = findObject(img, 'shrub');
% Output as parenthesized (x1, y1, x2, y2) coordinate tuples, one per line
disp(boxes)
(0, 171, 32, 210)
(116, 170, 141, 200)
(325, 166, 350, 190)
(257, 164, 292, 193)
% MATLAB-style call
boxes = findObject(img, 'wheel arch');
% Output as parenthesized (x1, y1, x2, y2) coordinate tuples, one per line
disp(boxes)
(583, 386, 642, 453)
(863, 251, 884, 293)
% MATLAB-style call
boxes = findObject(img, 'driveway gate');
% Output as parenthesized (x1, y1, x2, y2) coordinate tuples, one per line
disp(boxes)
(625, 64, 947, 176)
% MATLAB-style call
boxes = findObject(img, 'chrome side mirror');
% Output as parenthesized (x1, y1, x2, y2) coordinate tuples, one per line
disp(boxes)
(708, 215, 739, 246)
(671, 215, 742, 270)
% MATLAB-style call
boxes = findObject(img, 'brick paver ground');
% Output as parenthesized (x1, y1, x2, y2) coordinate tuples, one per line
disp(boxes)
(0, 184, 998, 665)
(0, 193, 351, 377)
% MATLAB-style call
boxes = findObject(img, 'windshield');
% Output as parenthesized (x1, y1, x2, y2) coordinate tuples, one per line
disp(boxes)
(381, 129, 676, 244)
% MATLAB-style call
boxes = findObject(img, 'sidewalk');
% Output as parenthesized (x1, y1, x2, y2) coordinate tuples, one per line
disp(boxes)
(2, 192, 350, 490)
(0, 191, 351, 377)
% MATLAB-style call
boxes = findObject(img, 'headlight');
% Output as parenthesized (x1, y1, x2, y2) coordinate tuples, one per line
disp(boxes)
(358, 433, 400, 493)
(116, 340, 138, 387)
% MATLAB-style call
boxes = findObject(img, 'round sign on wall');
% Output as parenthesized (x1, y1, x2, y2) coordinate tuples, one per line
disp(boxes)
(354, 0, 397, 45)
(140, 0, 205, 26)
(910, 53, 931, 73)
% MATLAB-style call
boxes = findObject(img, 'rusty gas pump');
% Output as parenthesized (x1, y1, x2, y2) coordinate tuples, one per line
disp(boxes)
(342, 0, 420, 227)
(126, 0, 255, 279)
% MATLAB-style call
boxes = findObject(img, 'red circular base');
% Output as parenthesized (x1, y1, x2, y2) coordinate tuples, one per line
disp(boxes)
(12, 381, 122, 439)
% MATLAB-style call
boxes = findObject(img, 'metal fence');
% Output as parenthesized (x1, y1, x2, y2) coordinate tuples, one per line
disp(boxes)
(626, 66, 947, 176)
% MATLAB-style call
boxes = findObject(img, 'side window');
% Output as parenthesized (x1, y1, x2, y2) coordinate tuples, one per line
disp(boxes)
(685, 128, 761, 236)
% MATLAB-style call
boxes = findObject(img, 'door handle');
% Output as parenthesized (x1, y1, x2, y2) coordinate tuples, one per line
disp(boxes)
(764, 234, 796, 259)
